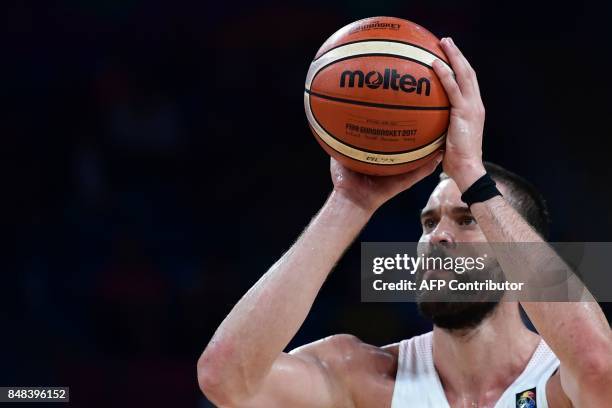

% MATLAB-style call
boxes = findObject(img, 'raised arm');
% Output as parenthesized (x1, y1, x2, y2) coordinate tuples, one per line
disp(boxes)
(197, 157, 442, 407)
(433, 37, 612, 407)
(467, 196, 610, 407)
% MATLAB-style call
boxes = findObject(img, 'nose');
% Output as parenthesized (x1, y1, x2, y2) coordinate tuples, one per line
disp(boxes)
(429, 218, 456, 247)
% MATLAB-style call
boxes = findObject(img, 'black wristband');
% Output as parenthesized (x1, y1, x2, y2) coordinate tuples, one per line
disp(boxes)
(460, 173, 502, 206)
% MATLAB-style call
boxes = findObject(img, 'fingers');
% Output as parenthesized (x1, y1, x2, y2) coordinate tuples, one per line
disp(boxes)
(393, 152, 444, 190)
(432, 59, 461, 106)
(439, 37, 478, 98)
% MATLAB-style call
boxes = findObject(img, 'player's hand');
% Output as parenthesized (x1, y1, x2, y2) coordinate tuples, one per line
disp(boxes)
(432, 37, 487, 192)
(330, 155, 443, 213)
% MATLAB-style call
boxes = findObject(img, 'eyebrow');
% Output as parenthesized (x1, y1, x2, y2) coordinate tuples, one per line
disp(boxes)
(420, 206, 472, 219)
(420, 209, 436, 219)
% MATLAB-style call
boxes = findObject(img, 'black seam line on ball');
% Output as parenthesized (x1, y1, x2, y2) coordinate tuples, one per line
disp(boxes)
(309, 53, 436, 87)
(307, 93, 447, 156)
(313, 39, 448, 65)
(305, 89, 450, 111)
(309, 122, 442, 166)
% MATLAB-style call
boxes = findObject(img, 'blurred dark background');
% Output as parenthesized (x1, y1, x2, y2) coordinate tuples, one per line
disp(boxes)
(4, 0, 612, 406)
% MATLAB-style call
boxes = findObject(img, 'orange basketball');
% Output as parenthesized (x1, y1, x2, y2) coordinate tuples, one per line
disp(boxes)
(304, 17, 451, 176)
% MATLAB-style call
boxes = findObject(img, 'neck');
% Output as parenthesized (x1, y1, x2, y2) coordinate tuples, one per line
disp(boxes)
(432, 302, 540, 407)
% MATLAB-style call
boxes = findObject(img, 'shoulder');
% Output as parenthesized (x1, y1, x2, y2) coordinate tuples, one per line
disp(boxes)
(291, 334, 401, 407)
(290, 334, 398, 378)
(381, 341, 401, 358)
(289, 333, 363, 356)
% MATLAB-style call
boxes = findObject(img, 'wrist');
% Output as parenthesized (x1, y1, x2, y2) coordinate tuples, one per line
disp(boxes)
(329, 188, 378, 218)
(451, 162, 487, 193)
(460, 173, 502, 206)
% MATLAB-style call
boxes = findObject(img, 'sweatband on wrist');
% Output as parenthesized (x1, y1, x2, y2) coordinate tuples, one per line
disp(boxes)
(460, 173, 502, 206)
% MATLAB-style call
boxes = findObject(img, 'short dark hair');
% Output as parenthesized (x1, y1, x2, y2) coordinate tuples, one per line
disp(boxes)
(439, 162, 551, 239)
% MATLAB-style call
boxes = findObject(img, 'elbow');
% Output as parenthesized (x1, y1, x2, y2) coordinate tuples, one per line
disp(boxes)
(197, 359, 233, 407)
(197, 340, 233, 406)
(197, 340, 251, 407)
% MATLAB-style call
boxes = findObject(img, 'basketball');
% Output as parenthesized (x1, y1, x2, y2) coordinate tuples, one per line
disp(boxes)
(304, 16, 451, 176)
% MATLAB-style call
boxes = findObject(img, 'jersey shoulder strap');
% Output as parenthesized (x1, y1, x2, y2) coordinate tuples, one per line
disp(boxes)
(391, 331, 450, 408)
(497, 338, 560, 408)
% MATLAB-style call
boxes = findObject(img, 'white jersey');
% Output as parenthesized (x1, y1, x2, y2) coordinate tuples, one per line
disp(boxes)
(391, 331, 560, 408)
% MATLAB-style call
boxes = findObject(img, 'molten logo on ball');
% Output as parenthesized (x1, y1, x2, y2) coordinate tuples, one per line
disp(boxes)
(340, 68, 431, 95)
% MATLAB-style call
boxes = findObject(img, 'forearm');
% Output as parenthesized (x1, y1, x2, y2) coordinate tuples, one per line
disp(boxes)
(471, 195, 611, 380)
(198, 190, 372, 399)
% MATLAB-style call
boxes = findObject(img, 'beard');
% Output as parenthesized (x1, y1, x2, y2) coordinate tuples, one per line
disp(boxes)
(418, 300, 500, 332)
(415, 244, 505, 332)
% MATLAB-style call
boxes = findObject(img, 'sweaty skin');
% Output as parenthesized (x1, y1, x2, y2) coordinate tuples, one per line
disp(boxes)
(197, 38, 612, 408)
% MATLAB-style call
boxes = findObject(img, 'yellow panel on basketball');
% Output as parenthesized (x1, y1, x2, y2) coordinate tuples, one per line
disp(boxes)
(304, 16, 451, 176)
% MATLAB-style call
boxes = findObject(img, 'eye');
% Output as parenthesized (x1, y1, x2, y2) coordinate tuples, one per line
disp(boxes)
(459, 216, 476, 226)
(422, 218, 437, 229)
